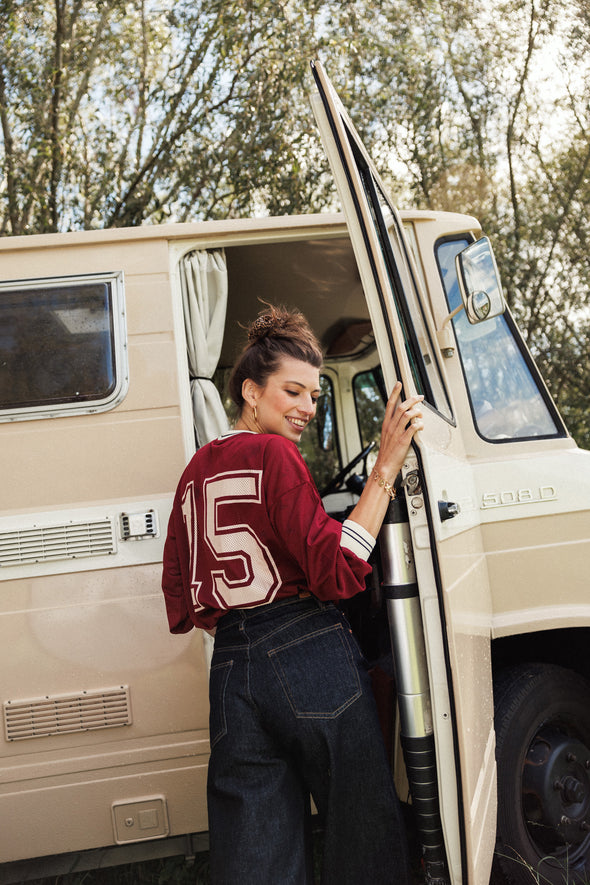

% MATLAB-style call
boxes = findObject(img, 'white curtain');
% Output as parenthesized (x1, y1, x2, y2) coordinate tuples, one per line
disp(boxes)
(180, 249, 230, 447)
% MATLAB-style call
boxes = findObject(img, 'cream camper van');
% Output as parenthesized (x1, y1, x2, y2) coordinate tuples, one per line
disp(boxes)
(1, 63, 590, 885)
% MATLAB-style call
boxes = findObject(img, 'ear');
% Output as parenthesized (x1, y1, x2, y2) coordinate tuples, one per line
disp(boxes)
(241, 378, 258, 408)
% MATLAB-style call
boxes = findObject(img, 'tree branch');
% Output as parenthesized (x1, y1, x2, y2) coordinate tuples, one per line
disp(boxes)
(0, 62, 20, 234)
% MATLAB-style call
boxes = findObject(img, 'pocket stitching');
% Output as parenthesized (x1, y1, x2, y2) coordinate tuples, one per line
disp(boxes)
(209, 659, 233, 749)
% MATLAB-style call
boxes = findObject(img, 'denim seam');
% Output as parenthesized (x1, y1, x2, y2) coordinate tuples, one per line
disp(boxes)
(242, 622, 254, 706)
(214, 596, 320, 635)
(209, 659, 233, 749)
(249, 608, 325, 649)
(214, 608, 326, 653)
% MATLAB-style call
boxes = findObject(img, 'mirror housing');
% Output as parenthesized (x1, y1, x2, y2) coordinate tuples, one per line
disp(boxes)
(455, 236, 505, 324)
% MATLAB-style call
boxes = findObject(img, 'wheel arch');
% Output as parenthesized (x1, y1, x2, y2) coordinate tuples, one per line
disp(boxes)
(492, 627, 590, 684)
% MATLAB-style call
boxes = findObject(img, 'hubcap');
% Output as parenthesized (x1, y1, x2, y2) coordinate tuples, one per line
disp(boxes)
(523, 725, 590, 852)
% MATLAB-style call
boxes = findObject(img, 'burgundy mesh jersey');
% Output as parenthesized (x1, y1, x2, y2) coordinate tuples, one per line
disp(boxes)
(161, 431, 375, 632)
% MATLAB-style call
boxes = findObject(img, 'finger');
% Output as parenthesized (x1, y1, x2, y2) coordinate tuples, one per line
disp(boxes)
(392, 395, 424, 429)
(405, 415, 424, 434)
(384, 382, 403, 417)
(380, 410, 422, 457)
(381, 390, 424, 446)
(386, 389, 423, 418)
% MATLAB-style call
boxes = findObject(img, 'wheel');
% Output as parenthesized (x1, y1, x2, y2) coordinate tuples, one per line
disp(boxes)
(493, 663, 590, 885)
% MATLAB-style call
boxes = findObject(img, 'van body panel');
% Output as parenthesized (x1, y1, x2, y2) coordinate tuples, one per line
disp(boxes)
(0, 552, 209, 863)
(475, 446, 590, 637)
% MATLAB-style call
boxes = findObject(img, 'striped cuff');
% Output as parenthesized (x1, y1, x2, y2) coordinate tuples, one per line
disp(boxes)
(340, 519, 376, 561)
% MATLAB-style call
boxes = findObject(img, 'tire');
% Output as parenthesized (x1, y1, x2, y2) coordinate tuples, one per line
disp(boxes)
(493, 663, 590, 885)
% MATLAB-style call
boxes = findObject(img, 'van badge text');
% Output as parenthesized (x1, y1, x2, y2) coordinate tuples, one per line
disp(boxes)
(481, 486, 557, 509)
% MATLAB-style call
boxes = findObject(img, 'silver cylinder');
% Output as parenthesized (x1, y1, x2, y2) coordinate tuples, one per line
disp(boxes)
(380, 510, 433, 739)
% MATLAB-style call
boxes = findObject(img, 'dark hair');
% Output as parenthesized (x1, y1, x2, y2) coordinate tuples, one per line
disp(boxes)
(228, 305, 323, 413)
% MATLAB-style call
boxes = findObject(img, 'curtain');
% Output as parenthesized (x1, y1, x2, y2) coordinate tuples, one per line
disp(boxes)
(179, 249, 229, 447)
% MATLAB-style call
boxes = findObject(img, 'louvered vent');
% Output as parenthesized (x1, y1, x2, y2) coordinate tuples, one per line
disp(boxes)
(0, 518, 115, 567)
(4, 686, 131, 741)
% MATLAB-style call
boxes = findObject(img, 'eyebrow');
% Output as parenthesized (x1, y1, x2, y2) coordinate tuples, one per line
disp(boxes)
(285, 380, 321, 395)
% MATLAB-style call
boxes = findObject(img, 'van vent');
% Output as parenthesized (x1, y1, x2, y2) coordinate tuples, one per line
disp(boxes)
(4, 686, 131, 741)
(0, 518, 116, 567)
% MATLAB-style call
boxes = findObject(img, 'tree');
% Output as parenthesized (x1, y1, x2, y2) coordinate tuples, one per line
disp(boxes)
(0, 0, 334, 233)
(0, 0, 588, 445)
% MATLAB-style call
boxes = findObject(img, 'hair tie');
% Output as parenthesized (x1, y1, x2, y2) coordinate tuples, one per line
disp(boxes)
(248, 314, 278, 341)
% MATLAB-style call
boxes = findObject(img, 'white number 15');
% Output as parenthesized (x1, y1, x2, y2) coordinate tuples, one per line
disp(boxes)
(181, 470, 281, 614)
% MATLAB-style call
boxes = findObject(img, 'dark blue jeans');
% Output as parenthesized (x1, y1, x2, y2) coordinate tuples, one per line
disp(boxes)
(207, 595, 411, 884)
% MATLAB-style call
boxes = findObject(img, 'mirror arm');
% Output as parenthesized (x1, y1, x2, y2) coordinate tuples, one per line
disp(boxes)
(437, 304, 464, 358)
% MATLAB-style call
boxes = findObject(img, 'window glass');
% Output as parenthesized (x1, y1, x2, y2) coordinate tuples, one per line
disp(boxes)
(436, 239, 561, 440)
(352, 150, 452, 419)
(0, 272, 126, 421)
(299, 375, 341, 490)
(353, 367, 386, 454)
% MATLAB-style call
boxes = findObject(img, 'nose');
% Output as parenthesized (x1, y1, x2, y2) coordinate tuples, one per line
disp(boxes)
(299, 394, 316, 416)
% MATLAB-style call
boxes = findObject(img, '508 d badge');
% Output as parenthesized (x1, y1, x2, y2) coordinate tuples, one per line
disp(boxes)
(481, 485, 557, 509)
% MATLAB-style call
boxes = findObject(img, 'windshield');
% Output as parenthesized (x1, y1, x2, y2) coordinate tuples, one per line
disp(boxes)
(436, 238, 562, 441)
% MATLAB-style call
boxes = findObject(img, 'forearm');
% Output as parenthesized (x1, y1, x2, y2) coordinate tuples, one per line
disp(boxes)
(347, 469, 396, 539)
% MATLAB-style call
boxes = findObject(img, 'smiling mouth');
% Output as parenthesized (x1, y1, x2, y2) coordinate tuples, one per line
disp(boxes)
(287, 417, 307, 430)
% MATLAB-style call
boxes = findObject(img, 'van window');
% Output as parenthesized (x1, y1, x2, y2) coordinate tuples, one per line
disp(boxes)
(0, 272, 128, 421)
(436, 238, 562, 440)
(299, 375, 341, 490)
(353, 367, 386, 456)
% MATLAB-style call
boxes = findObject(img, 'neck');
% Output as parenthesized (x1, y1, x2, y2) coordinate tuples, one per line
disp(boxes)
(236, 414, 264, 434)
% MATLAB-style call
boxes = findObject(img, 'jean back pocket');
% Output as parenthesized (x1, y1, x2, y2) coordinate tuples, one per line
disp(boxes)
(268, 623, 361, 719)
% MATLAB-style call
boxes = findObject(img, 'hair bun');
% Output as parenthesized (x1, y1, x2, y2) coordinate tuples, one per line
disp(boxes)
(247, 310, 288, 341)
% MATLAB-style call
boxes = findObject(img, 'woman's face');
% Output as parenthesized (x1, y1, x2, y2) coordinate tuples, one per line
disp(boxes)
(248, 356, 321, 443)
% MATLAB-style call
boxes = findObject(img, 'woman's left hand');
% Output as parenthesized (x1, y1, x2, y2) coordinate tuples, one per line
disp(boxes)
(373, 382, 424, 482)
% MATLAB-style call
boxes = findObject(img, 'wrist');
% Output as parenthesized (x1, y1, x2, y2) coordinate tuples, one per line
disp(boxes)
(371, 467, 397, 500)
(373, 457, 399, 484)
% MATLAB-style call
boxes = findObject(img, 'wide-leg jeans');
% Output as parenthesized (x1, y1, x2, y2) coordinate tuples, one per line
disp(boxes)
(207, 595, 411, 884)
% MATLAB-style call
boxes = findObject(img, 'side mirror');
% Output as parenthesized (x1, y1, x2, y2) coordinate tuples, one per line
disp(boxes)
(455, 237, 505, 324)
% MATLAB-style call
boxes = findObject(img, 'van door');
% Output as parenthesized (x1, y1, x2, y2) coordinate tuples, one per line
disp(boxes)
(310, 61, 497, 885)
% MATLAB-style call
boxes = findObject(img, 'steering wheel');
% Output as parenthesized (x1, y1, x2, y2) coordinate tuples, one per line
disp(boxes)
(320, 441, 376, 498)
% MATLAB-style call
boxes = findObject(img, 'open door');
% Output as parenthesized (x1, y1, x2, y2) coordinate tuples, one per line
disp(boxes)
(310, 60, 497, 885)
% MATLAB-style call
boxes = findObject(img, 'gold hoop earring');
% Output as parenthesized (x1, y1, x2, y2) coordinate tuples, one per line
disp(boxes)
(253, 404, 258, 423)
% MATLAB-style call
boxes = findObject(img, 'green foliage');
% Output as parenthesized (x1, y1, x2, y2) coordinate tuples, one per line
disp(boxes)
(0, 0, 588, 445)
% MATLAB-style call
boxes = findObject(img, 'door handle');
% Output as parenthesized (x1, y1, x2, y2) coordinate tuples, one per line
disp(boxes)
(439, 500, 460, 521)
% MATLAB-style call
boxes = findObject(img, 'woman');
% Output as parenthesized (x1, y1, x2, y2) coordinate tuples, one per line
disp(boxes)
(161, 305, 423, 884)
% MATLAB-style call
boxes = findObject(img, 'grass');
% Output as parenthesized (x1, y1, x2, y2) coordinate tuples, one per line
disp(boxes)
(28, 854, 210, 885)
(26, 833, 322, 885)
(493, 847, 590, 885)
(25, 825, 424, 885)
(28, 839, 585, 885)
